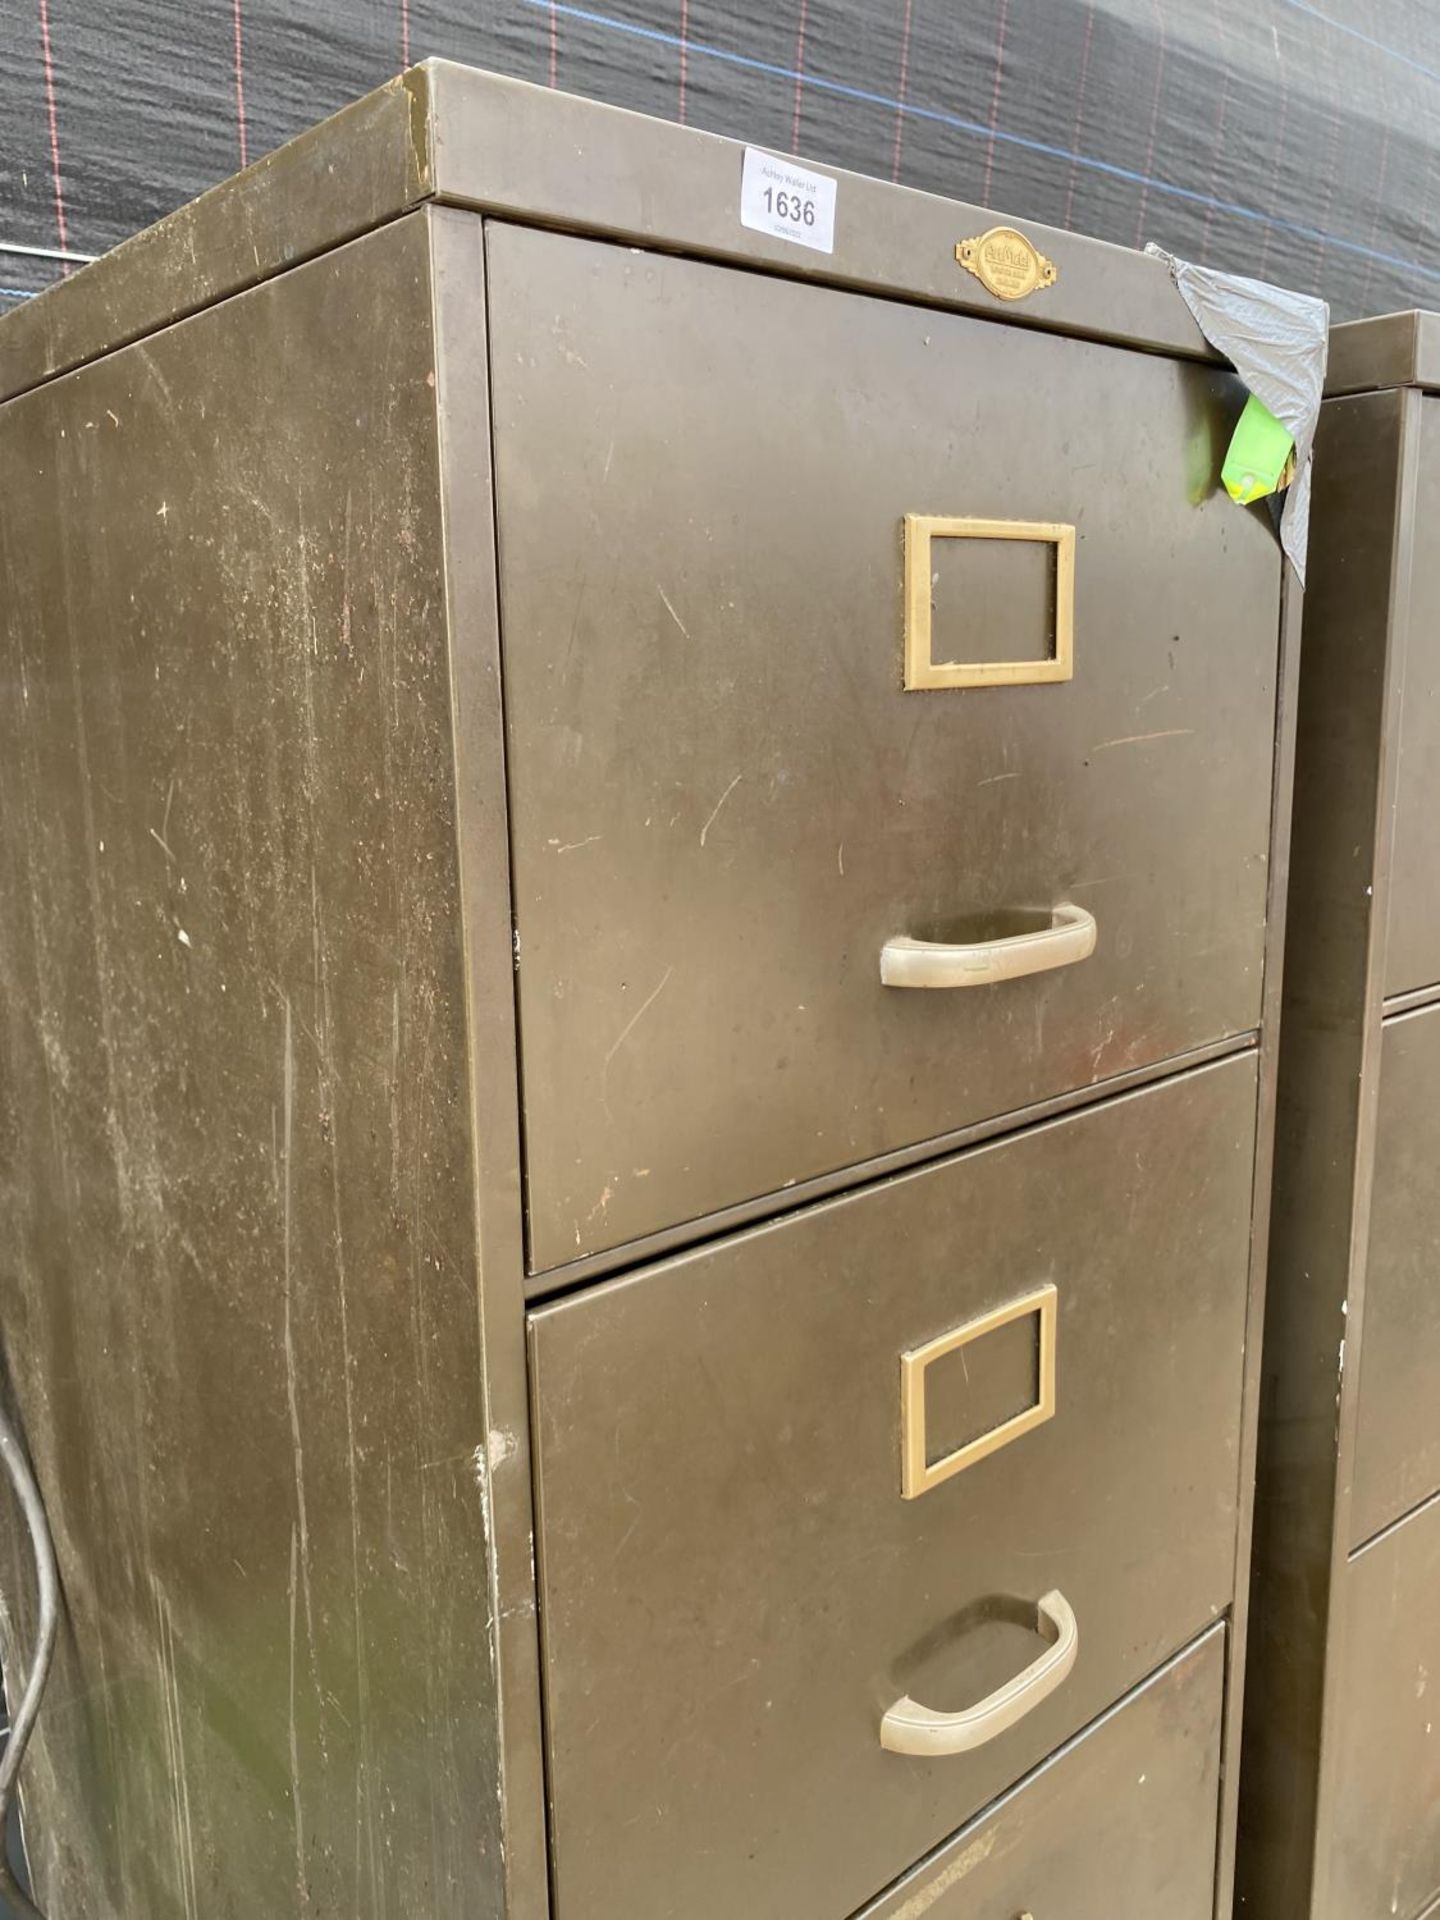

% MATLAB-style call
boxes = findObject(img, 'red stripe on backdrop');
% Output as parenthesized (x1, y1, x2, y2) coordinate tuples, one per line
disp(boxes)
(1359, 118, 1393, 309)
(548, 0, 558, 86)
(791, 0, 809, 151)
(400, 0, 411, 70)
(36, 0, 69, 267)
(892, 0, 914, 181)
(233, 0, 249, 168)
(1412, 133, 1440, 309)
(1256, 25, 1292, 277)
(678, 0, 689, 123)
(1312, 82, 1342, 282)
(1132, 0, 1167, 244)
(1200, 0, 1231, 261)
(1062, 2, 1096, 228)
(981, 0, 1010, 206)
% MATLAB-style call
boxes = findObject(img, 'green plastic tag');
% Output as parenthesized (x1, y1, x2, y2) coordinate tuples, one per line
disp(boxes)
(1222, 393, 1295, 506)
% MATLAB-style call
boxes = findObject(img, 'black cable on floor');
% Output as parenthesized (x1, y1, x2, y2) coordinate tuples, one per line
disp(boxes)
(0, 1401, 56, 1920)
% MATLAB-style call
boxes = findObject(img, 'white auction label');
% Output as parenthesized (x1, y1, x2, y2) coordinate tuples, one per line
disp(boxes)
(739, 147, 837, 254)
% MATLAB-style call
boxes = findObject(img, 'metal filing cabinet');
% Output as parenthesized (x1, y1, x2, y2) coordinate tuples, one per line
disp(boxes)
(0, 63, 1299, 1920)
(1239, 312, 1440, 1920)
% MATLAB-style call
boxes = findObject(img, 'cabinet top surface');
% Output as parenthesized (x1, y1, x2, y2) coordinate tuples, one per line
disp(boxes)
(0, 58, 1232, 406)
(1327, 309, 1440, 398)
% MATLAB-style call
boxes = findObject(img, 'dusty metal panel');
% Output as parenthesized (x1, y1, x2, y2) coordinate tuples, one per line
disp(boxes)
(1326, 310, 1440, 400)
(1214, 563, 1305, 1920)
(0, 58, 1230, 415)
(527, 1031, 1259, 1300)
(1385, 396, 1440, 998)
(1325, 1492, 1440, 1920)
(0, 72, 432, 410)
(1236, 385, 1417, 1920)
(423, 61, 1215, 364)
(1237, 384, 1424, 1920)
(485, 218, 1282, 1272)
(0, 213, 512, 1917)
(1350, 1004, 1440, 1550)
(427, 204, 550, 1920)
(857, 1627, 1226, 1920)
(529, 1055, 1257, 1920)
(1385, 981, 1440, 1017)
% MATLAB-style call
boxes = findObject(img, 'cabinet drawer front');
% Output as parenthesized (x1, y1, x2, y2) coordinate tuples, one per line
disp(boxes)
(1352, 1007, 1440, 1547)
(858, 1629, 1224, 1920)
(486, 223, 1283, 1270)
(529, 1057, 1256, 1920)
(1384, 397, 1440, 999)
(1326, 1493, 1440, 1920)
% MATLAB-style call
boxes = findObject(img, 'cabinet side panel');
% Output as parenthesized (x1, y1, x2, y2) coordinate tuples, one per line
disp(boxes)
(429, 205, 549, 1920)
(0, 214, 505, 1918)
(1351, 1005, 1440, 1546)
(1384, 396, 1440, 996)
(1325, 1495, 1440, 1920)
(1236, 388, 1411, 1919)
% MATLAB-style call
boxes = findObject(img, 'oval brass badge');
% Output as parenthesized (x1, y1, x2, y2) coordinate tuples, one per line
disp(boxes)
(956, 226, 1057, 302)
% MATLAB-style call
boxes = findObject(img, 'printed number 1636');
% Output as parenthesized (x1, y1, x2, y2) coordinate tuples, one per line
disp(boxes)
(764, 187, 817, 226)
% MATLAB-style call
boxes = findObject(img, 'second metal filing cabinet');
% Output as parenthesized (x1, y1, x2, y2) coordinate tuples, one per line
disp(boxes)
(0, 63, 1299, 1920)
(1240, 313, 1440, 1920)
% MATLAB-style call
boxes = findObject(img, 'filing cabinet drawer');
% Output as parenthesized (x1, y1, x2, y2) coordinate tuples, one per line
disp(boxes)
(487, 223, 1283, 1269)
(857, 1627, 1225, 1920)
(1383, 397, 1440, 999)
(529, 1055, 1256, 1920)
(1351, 1005, 1440, 1547)
(1326, 1492, 1440, 1920)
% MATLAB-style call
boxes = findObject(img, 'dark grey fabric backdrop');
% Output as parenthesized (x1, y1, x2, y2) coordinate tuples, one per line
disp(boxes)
(0, 1, 1437, 323)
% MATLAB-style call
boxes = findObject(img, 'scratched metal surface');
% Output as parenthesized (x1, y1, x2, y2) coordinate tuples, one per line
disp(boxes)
(1236, 382, 1414, 1920)
(1349, 1004, 1440, 1550)
(486, 217, 1282, 1269)
(0, 213, 505, 1917)
(1383, 393, 1440, 1001)
(528, 1056, 1257, 1918)
(0, 76, 430, 414)
(0, 62, 1223, 412)
(2, 0, 1439, 325)
(856, 1629, 1225, 1919)
(1326, 1491, 1440, 1920)
(1240, 369, 1440, 1920)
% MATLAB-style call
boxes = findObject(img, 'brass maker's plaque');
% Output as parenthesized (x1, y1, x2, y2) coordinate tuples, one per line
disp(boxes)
(956, 225, 1057, 302)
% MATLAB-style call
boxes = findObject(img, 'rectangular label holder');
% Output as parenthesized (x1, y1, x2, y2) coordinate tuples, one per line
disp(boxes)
(900, 1282, 1058, 1499)
(903, 515, 1075, 690)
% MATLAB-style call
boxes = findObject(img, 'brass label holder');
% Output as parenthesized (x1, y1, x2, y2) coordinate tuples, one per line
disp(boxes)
(903, 514, 1075, 690)
(900, 1283, 1058, 1500)
(956, 225, 1057, 301)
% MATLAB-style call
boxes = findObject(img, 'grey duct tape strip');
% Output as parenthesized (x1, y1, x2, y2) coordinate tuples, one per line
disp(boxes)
(1146, 246, 1329, 585)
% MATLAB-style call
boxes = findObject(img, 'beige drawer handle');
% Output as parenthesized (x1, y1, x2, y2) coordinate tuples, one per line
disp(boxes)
(880, 1590, 1078, 1757)
(880, 905, 1096, 989)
